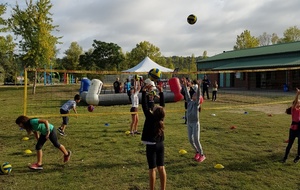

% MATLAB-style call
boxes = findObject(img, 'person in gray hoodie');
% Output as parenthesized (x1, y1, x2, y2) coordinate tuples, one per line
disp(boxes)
(182, 78, 206, 162)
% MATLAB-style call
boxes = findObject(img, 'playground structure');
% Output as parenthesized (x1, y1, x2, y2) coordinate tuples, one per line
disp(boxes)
(79, 77, 184, 106)
(41, 65, 77, 85)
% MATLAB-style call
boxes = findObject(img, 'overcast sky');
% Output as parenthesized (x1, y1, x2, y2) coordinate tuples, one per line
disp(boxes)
(2, 0, 300, 58)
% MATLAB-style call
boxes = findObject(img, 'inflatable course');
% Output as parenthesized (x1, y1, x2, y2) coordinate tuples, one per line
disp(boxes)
(79, 77, 184, 106)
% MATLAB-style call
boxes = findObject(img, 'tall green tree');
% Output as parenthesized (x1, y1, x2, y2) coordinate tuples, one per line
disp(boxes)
(62, 41, 83, 70)
(281, 26, 300, 43)
(233, 30, 259, 50)
(79, 40, 124, 72)
(0, 35, 17, 83)
(127, 41, 162, 68)
(0, 4, 8, 32)
(90, 40, 125, 71)
(9, 0, 60, 94)
(0, 4, 17, 83)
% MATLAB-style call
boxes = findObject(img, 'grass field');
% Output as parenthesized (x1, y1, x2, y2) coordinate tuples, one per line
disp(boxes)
(0, 85, 299, 190)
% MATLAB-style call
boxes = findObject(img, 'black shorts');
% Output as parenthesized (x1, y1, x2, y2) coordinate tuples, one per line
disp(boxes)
(146, 142, 164, 169)
(36, 128, 60, 150)
(60, 108, 69, 125)
(130, 107, 138, 114)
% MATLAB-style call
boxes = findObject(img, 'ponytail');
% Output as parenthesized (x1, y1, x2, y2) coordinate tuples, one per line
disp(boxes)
(153, 106, 165, 137)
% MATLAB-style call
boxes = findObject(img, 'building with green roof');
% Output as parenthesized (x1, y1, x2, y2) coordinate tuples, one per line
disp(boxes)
(197, 41, 300, 90)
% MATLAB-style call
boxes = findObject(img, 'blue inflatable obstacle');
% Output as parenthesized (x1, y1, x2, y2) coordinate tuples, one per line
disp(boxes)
(79, 78, 91, 94)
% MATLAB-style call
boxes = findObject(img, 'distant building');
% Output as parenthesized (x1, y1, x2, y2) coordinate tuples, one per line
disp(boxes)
(197, 42, 300, 91)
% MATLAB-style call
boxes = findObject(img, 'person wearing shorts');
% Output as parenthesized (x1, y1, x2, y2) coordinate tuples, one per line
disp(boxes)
(141, 83, 166, 190)
(130, 81, 141, 135)
(58, 94, 81, 136)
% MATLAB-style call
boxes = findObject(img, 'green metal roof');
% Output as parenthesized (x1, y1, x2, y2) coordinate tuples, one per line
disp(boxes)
(198, 41, 300, 62)
(213, 57, 300, 70)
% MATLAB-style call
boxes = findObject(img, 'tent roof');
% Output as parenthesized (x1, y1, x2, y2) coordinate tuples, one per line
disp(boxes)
(122, 56, 174, 73)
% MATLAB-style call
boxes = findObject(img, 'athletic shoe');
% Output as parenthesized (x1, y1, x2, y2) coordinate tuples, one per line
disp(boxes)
(64, 151, 72, 163)
(28, 163, 43, 170)
(197, 155, 206, 163)
(134, 131, 141, 135)
(281, 158, 287, 163)
(194, 153, 201, 161)
(294, 156, 300, 163)
(57, 128, 65, 136)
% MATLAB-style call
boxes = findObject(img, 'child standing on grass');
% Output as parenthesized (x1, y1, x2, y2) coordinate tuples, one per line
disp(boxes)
(282, 88, 300, 163)
(15, 115, 71, 170)
(58, 94, 81, 136)
(182, 78, 206, 162)
(212, 80, 218, 101)
(141, 83, 166, 190)
(130, 80, 141, 135)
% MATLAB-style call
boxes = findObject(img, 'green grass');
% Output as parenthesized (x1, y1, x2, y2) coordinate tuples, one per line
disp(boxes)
(0, 85, 299, 190)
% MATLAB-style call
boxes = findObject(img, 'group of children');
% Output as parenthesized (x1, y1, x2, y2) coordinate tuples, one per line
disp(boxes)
(16, 75, 300, 190)
(15, 76, 207, 190)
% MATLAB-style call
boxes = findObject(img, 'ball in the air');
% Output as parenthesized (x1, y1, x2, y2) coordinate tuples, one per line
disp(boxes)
(0, 162, 12, 175)
(187, 14, 197, 25)
(148, 68, 162, 81)
(87, 105, 94, 112)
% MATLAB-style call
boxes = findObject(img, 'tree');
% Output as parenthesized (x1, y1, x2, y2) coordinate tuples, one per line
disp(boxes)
(79, 40, 124, 71)
(233, 30, 259, 50)
(62, 41, 83, 70)
(9, 0, 60, 94)
(0, 4, 8, 32)
(0, 4, 17, 84)
(258, 32, 272, 46)
(202, 50, 208, 59)
(271, 33, 279, 44)
(0, 35, 17, 83)
(282, 26, 300, 43)
(127, 41, 162, 68)
(185, 54, 197, 79)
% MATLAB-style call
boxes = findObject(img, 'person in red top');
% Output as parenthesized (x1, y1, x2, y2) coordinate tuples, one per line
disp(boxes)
(282, 88, 300, 163)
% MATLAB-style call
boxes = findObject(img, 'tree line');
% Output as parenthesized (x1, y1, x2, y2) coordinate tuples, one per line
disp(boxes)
(0, 1, 300, 92)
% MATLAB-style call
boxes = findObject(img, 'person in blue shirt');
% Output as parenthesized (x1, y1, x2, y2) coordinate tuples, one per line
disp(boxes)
(16, 115, 71, 170)
(124, 78, 131, 103)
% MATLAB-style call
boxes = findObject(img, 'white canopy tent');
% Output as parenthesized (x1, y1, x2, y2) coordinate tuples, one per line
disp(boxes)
(122, 56, 174, 72)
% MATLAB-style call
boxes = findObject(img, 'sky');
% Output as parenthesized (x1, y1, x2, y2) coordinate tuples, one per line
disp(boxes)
(2, 0, 300, 58)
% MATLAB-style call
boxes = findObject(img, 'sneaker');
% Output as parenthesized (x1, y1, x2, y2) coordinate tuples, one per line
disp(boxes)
(294, 156, 300, 163)
(197, 155, 206, 163)
(28, 163, 43, 170)
(57, 128, 65, 136)
(194, 153, 201, 161)
(134, 131, 141, 135)
(64, 150, 72, 163)
(281, 158, 287, 163)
